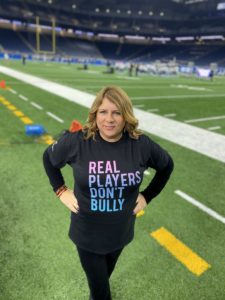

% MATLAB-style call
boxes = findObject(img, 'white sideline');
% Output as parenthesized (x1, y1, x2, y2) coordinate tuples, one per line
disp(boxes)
(1, 66, 225, 163)
(175, 190, 225, 225)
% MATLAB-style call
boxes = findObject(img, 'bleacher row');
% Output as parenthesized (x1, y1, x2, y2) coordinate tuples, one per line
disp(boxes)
(1, 28, 225, 66)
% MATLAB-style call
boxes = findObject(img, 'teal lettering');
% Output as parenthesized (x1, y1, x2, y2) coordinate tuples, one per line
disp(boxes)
(118, 198, 125, 210)
(91, 198, 98, 211)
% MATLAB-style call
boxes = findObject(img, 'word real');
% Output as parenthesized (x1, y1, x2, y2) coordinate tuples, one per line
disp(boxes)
(88, 160, 141, 213)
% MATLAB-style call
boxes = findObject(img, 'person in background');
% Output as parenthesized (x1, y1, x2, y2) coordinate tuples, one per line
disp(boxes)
(209, 69, 214, 81)
(22, 54, 26, 65)
(43, 86, 174, 300)
(135, 64, 139, 76)
(129, 63, 134, 76)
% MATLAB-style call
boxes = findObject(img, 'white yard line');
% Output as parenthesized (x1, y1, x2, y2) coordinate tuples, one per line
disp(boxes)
(147, 108, 159, 112)
(164, 113, 176, 117)
(188, 87, 212, 91)
(46, 112, 64, 123)
(19, 94, 28, 101)
(185, 115, 225, 123)
(132, 94, 225, 100)
(208, 126, 221, 131)
(85, 70, 100, 74)
(175, 190, 225, 225)
(31, 101, 43, 110)
(10, 88, 17, 94)
(134, 104, 145, 108)
(171, 84, 212, 92)
(116, 76, 140, 80)
(1, 66, 225, 163)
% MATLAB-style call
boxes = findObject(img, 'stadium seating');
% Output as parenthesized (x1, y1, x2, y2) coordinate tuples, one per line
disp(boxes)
(1, 27, 225, 67)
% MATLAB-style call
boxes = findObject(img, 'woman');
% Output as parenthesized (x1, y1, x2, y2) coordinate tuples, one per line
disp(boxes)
(43, 86, 174, 300)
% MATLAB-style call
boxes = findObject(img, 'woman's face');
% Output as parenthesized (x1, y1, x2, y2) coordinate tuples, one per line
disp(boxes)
(96, 97, 125, 142)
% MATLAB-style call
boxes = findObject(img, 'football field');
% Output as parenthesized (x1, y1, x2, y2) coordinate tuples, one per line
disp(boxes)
(0, 60, 225, 300)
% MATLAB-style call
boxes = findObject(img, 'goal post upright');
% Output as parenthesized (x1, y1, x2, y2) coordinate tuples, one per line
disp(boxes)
(35, 16, 56, 55)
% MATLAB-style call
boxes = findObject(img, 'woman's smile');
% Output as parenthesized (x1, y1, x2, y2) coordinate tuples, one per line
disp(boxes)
(96, 97, 125, 142)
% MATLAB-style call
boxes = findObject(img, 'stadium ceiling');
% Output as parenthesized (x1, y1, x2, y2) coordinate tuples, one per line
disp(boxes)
(0, 0, 225, 36)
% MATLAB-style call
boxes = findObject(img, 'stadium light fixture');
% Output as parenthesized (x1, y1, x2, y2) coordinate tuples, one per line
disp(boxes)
(75, 30, 83, 35)
(152, 37, 171, 43)
(98, 33, 119, 38)
(72, 4, 76, 9)
(127, 10, 132, 14)
(117, 9, 121, 14)
(1, 18, 10, 24)
(106, 9, 110, 13)
(125, 35, 146, 40)
(217, 2, 225, 10)
(55, 27, 62, 32)
(87, 32, 94, 36)
(95, 8, 100, 12)
(149, 11, 153, 16)
(176, 36, 195, 41)
(12, 20, 22, 26)
(48, 0, 52, 4)
(160, 12, 164, 16)
(138, 11, 143, 15)
(200, 35, 224, 40)
(185, 0, 207, 4)
(111, 24, 118, 29)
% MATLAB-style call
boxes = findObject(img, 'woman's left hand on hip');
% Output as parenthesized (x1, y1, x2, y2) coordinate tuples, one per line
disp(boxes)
(133, 193, 147, 215)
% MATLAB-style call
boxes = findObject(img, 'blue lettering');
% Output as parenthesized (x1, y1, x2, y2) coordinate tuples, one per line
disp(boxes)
(99, 199, 106, 212)
(118, 198, 125, 210)
(91, 198, 98, 211)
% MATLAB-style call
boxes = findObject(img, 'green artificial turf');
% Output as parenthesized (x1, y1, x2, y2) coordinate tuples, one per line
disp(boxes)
(0, 60, 225, 300)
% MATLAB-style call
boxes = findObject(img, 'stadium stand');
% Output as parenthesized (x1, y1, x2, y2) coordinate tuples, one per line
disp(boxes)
(0, 0, 225, 69)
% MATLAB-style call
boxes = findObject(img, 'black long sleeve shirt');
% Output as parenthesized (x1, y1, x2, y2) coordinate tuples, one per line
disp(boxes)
(43, 130, 174, 254)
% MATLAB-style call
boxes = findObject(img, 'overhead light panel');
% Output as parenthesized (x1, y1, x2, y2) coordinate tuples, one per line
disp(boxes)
(125, 35, 146, 40)
(176, 36, 195, 41)
(217, 2, 225, 10)
(200, 35, 224, 40)
(185, 0, 207, 4)
(152, 37, 171, 43)
(98, 33, 119, 38)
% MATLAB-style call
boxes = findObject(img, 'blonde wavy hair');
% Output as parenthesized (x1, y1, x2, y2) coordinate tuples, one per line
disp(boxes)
(83, 86, 142, 139)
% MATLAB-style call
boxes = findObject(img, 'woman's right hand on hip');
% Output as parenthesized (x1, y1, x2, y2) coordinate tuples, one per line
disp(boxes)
(59, 189, 79, 213)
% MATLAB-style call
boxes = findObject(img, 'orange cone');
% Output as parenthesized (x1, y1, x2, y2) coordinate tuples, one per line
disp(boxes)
(0, 80, 6, 89)
(69, 120, 83, 132)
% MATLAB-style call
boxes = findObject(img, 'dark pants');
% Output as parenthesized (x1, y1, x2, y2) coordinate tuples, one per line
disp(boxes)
(76, 246, 123, 300)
